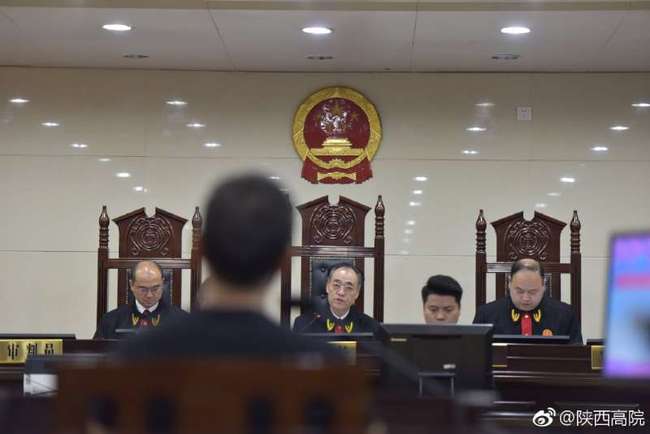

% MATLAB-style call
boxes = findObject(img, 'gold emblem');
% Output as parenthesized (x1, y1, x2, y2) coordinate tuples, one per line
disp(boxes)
(292, 87, 382, 184)
(326, 318, 336, 332)
(511, 309, 520, 323)
(152, 314, 161, 327)
(533, 309, 542, 323)
(131, 313, 139, 326)
(344, 322, 354, 333)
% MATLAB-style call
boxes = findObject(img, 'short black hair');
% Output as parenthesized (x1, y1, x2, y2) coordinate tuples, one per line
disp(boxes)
(421, 275, 463, 306)
(511, 258, 545, 278)
(129, 260, 163, 283)
(203, 174, 292, 287)
(327, 262, 364, 291)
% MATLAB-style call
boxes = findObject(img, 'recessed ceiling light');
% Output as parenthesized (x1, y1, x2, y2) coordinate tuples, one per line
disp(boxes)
(413, 176, 428, 182)
(492, 54, 520, 60)
(409, 201, 422, 207)
(547, 192, 561, 197)
(501, 26, 531, 35)
(402, 238, 410, 243)
(560, 177, 576, 183)
(123, 54, 149, 59)
(10, 97, 29, 104)
(41, 121, 59, 127)
(186, 122, 205, 128)
(115, 172, 131, 178)
(102, 23, 132, 32)
(98, 158, 111, 163)
(412, 190, 423, 195)
(166, 100, 187, 106)
(70, 143, 88, 149)
(476, 102, 494, 108)
(463, 149, 479, 155)
(404, 229, 414, 235)
(632, 102, 650, 108)
(535, 203, 547, 208)
(591, 146, 608, 152)
(269, 176, 281, 180)
(400, 250, 409, 255)
(204, 142, 221, 148)
(406, 220, 416, 226)
(466, 127, 486, 132)
(306, 55, 334, 61)
(302, 26, 333, 35)
(133, 186, 145, 192)
(610, 125, 629, 131)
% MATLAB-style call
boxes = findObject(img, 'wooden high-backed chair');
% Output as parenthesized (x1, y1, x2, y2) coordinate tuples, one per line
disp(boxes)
(56, 360, 369, 434)
(280, 196, 385, 327)
(96, 206, 202, 323)
(475, 209, 582, 323)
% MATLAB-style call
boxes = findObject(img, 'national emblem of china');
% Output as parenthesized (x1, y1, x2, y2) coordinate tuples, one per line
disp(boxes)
(292, 87, 382, 184)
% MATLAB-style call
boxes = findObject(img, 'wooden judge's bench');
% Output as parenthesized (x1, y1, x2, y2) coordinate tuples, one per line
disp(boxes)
(3, 335, 649, 433)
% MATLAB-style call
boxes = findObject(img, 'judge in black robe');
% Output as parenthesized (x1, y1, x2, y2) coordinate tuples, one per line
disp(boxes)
(93, 298, 187, 339)
(93, 260, 187, 339)
(293, 263, 381, 335)
(473, 258, 583, 344)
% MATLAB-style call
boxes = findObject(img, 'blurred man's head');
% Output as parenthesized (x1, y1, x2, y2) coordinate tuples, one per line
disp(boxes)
(203, 174, 292, 292)
(421, 275, 462, 324)
(325, 263, 363, 317)
(129, 260, 164, 309)
(509, 258, 546, 312)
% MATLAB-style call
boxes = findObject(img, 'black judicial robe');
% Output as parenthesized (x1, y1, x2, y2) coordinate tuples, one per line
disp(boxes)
(473, 295, 583, 344)
(93, 300, 187, 340)
(293, 304, 381, 335)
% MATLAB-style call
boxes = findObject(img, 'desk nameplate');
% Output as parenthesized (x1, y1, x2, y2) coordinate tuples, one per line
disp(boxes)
(0, 339, 63, 364)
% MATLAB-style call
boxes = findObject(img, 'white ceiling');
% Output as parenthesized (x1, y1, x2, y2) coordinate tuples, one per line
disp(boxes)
(0, 1, 649, 72)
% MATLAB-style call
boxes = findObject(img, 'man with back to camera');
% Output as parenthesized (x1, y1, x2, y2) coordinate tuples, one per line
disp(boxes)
(473, 258, 582, 344)
(293, 263, 381, 334)
(94, 260, 187, 339)
(422, 275, 463, 324)
(118, 174, 341, 359)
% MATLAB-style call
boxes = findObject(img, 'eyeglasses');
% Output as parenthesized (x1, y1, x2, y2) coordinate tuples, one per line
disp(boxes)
(330, 281, 357, 294)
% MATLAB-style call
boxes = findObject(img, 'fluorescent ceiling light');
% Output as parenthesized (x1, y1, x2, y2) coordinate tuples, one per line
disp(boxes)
(413, 176, 428, 182)
(166, 100, 187, 106)
(103, 23, 132, 32)
(41, 121, 59, 127)
(98, 158, 111, 163)
(204, 142, 221, 148)
(476, 102, 494, 107)
(560, 177, 576, 183)
(409, 201, 422, 207)
(535, 203, 547, 208)
(115, 172, 131, 178)
(501, 26, 530, 35)
(70, 143, 87, 149)
(547, 192, 561, 197)
(632, 102, 650, 108)
(466, 127, 486, 132)
(302, 26, 332, 35)
(463, 149, 479, 155)
(412, 190, 423, 195)
(610, 125, 629, 131)
(406, 220, 416, 226)
(187, 122, 205, 128)
(10, 98, 29, 104)
(269, 176, 281, 180)
(591, 146, 608, 152)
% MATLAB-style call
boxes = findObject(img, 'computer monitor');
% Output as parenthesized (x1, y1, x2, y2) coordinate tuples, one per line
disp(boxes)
(381, 324, 493, 391)
(604, 232, 650, 378)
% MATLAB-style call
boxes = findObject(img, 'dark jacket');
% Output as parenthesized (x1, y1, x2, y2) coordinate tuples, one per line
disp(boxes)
(473, 295, 583, 344)
(293, 303, 381, 335)
(93, 300, 187, 340)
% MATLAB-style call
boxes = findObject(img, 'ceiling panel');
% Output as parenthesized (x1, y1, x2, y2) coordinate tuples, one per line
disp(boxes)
(209, 8, 417, 71)
(0, 7, 233, 70)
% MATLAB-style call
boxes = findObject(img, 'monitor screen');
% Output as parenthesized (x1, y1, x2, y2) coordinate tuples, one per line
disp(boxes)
(381, 324, 493, 391)
(604, 232, 650, 378)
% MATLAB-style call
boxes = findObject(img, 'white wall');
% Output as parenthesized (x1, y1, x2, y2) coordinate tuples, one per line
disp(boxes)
(1, 67, 649, 339)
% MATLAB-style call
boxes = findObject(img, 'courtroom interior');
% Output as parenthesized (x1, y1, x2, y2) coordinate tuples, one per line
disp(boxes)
(1, 0, 650, 433)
